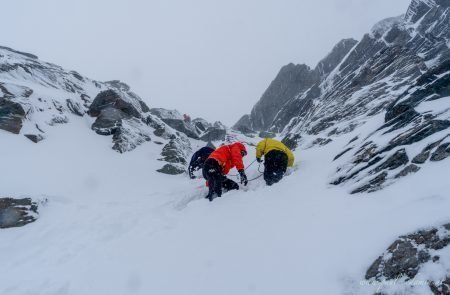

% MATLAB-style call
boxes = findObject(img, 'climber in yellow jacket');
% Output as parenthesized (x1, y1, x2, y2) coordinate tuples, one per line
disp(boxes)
(256, 138, 295, 186)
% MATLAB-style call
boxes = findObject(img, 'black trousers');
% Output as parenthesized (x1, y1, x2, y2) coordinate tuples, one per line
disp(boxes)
(203, 158, 239, 201)
(264, 150, 288, 186)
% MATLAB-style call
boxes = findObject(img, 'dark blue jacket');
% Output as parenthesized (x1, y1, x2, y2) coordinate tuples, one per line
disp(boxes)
(188, 146, 214, 175)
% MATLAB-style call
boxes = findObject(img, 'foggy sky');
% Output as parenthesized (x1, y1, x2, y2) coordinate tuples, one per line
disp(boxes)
(2, 0, 412, 125)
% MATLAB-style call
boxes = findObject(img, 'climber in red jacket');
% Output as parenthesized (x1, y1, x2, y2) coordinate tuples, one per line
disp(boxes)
(202, 142, 248, 201)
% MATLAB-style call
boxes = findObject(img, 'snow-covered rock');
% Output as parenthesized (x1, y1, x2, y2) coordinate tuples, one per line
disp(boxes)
(237, 0, 450, 194)
(0, 198, 40, 228)
(0, 45, 202, 170)
(364, 223, 450, 295)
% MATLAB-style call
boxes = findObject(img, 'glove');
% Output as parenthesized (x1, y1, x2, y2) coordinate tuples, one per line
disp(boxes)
(238, 170, 248, 186)
(256, 157, 263, 163)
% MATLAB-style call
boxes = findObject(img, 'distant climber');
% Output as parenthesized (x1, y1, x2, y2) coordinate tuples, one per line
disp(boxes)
(188, 146, 215, 179)
(256, 138, 294, 186)
(183, 113, 191, 123)
(202, 142, 248, 202)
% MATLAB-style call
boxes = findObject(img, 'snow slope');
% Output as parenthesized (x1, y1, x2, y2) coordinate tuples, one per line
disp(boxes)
(1, 119, 449, 295)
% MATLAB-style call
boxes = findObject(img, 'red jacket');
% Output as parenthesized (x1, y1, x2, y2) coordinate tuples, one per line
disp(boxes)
(208, 142, 247, 175)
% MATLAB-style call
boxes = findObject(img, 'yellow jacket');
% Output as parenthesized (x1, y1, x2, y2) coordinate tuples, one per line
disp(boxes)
(256, 138, 295, 167)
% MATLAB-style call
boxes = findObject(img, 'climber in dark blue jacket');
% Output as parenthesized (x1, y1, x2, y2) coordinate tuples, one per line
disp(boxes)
(188, 146, 215, 179)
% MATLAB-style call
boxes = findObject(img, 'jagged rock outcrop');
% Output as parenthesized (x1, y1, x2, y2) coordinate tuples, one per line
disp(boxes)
(24, 134, 45, 143)
(200, 121, 226, 142)
(239, 0, 450, 193)
(157, 136, 192, 175)
(0, 45, 210, 173)
(365, 223, 450, 295)
(0, 198, 40, 228)
(234, 38, 357, 133)
(88, 89, 154, 153)
(150, 108, 227, 142)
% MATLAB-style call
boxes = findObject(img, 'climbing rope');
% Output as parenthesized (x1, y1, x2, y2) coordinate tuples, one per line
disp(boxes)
(228, 159, 258, 177)
(247, 173, 264, 182)
(247, 162, 264, 182)
(229, 160, 264, 182)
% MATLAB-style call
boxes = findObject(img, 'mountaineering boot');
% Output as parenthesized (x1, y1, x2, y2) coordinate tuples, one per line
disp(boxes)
(206, 192, 217, 202)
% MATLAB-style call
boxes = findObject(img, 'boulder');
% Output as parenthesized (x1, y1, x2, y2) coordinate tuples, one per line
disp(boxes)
(24, 134, 45, 143)
(0, 198, 39, 229)
(89, 90, 142, 118)
(157, 164, 185, 175)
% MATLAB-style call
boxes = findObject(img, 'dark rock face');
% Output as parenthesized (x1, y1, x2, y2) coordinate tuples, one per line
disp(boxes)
(233, 114, 254, 134)
(351, 172, 388, 194)
(24, 134, 44, 143)
(412, 137, 448, 164)
(281, 133, 301, 150)
(315, 38, 358, 78)
(238, 38, 357, 133)
(0, 198, 39, 228)
(0, 98, 26, 134)
(237, 0, 450, 192)
(384, 103, 419, 130)
(372, 148, 409, 173)
(249, 63, 319, 132)
(395, 164, 421, 178)
(430, 143, 450, 162)
(365, 223, 450, 294)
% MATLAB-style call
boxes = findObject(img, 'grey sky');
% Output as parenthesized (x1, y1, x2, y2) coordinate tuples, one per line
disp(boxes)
(3, 0, 412, 125)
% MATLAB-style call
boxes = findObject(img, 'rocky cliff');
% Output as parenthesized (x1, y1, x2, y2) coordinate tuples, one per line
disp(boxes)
(0, 46, 226, 175)
(236, 0, 450, 194)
